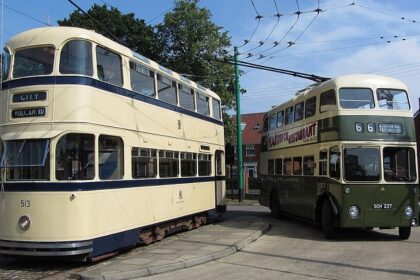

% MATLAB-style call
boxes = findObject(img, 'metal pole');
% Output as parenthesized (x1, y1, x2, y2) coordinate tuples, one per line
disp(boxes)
(234, 47, 244, 202)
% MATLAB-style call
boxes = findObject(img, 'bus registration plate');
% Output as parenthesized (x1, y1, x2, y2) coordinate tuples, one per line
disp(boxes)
(373, 203, 392, 209)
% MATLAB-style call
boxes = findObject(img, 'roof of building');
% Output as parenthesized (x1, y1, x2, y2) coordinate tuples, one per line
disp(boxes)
(232, 112, 265, 145)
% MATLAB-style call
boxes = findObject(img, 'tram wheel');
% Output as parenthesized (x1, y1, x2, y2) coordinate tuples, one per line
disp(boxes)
(270, 192, 281, 219)
(322, 200, 337, 239)
(398, 227, 411, 240)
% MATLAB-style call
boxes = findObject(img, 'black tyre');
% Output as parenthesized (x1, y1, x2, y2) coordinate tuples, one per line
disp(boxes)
(322, 200, 337, 239)
(398, 227, 411, 240)
(270, 192, 281, 219)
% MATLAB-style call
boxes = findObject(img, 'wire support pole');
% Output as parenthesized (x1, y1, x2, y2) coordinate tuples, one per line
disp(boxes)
(234, 46, 244, 202)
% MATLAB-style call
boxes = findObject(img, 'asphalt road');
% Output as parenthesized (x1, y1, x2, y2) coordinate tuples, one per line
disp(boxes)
(2, 205, 420, 280)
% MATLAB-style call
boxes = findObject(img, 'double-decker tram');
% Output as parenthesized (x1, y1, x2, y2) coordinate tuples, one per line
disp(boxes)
(259, 74, 418, 239)
(0, 27, 226, 260)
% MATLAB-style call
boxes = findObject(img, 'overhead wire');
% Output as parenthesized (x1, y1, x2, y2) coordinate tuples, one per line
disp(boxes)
(0, 2, 50, 26)
(237, 0, 263, 48)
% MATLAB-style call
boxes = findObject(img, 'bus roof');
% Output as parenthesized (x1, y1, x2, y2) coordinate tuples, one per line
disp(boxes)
(5, 26, 221, 100)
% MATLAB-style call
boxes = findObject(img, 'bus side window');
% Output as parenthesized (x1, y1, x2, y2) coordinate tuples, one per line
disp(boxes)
(293, 157, 302, 175)
(275, 158, 282, 175)
(285, 106, 293, 125)
(319, 150, 327, 175)
(283, 158, 292, 175)
(320, 90, 336, 113)
(305, 96, 316, 118)
(303, 156, 314, 175)
(294, 102, 304, 122)
(130, 61, 155, 97)
(329, 146, 340, 179)
(99, 135, 124, 180)
(96, 46, 123, 86)
(268, 159, 275, 175)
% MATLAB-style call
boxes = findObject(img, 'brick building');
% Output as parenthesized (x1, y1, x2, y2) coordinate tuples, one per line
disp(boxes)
(231, 112, 265, 178)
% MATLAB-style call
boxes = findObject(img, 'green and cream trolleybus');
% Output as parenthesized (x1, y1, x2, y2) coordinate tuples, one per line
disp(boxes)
(259, 74, 418, 239)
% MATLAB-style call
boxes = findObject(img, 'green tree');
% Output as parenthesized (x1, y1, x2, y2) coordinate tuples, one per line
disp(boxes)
(156, 0, 236, 139)
(58, 4, 162, 61)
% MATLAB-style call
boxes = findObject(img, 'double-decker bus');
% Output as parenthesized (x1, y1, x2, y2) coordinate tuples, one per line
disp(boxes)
(259, 74, 418, 239)
(0, 27, 226, 260)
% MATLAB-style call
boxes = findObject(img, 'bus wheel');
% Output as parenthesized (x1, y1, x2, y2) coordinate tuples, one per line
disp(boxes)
(270, 193, 281, 219)
(322, 200, 337, 239)
(398, 227, 411, 240)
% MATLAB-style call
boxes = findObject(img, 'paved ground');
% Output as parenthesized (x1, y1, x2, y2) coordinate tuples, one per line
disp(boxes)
(78, 214, 269, 280)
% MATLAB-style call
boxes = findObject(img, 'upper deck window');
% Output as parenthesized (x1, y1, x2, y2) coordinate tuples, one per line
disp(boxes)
(276, 111, 284, 128)
(197, 92, 210, 116)
(157, 74, 177, 105)
(179, 85, 195, 111)
(320, 90, 336, 113)
(212, 98, 221, 120)
(96, 46, 123, 86)
(285, 106, 293, 125)
(305, 96, 316, 118)
(269, 114, 276, 130)
(294, 102, 304, 122)
(1, 48, 10, 80)
(130, 61, 155, 96)
(60, 40, 93, 76)
(13, 46, 54, 78)
(377, 89, 410, 110)
(339, 88, 374, 109)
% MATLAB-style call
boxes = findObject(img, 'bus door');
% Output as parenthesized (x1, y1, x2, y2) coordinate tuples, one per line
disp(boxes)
(215, 150, 226, 213)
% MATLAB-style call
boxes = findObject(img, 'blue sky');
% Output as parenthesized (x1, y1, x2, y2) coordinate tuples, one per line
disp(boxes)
(2, 0, 420, 114)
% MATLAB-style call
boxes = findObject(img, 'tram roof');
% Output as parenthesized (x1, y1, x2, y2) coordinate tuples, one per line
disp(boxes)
(5, 26, 220, 100)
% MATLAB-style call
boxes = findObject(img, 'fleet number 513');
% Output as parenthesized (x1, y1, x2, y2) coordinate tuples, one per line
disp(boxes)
(20, 200, 31, 207)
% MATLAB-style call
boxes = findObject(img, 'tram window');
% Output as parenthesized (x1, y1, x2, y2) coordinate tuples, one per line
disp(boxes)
(377, 89, 410, 110)
(263, 116, 269, 132)
(276, 111, 284, 128)
(283, 158, 292, 175)
(339, 88, 374, 109)
(157, 74, 177, 105)
(319, 150, 327, 176)
(159, 150, 179, 177)
(344, 147, 379, 181)
(197, 92, 210, 116)
(179, 85, 195, 111)
(132, 148, 157, 178)
(383, 147, 416, 182)
(198, 154, 212, 176)
(96, 46, 123, 86)
(60, 40, 93, 76)
(275, 158, 282, 175)
(181, 152, 197, 177)
(1, 48, 10, 80)
(294, 102, 304, 122)
(329, 146, 341, 180)
(303, 156, 314, 175)
(269, 114, 276, 130)
(99, 135, 124, 180)
(13, 46, 55, 78)
(293, 157, 302, 175)
(305, 96, 316, 118)
(320, 90, 336, 113)
(268, 159, 275, 175)
(130, 61, 155, 97)
(2, 139, 50, 180)
(285, 106, 293, 125)
(56, 134, 94, 180)
(212, 99, 221, 120)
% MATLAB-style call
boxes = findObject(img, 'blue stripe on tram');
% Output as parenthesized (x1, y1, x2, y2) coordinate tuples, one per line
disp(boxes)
(3, 176, 225, 192)
(1, 76, 224, 126)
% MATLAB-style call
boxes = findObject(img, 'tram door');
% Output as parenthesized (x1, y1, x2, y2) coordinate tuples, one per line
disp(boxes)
(215, 150, 226, 213)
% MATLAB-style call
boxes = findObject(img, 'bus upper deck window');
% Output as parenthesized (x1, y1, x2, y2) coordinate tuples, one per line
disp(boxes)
(339, 88, 374, 109)
(158, 75, 177, 105)
(96, 46, 123, 86)
(212, 99, 221, 120)
(13, 46, 55, 78)
(377, 89, 410, 110)
(276, 111, 284, 128)
(294, 102, 304, 122)
(130, 61, 155, 97)
(285, 106, 293, 125)
(269, 114, 276, 130)
(60, 40, 93, 76)
(197, 92, 210, 116)
(1, 48, 11, 80)
(320, 90, 336, 113)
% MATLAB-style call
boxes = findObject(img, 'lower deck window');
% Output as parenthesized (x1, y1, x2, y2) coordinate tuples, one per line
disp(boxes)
(56, 134, 94, 180)
(132, 148, 157, 178)
(99, 135, 124, 180)
(181, 152, 197, 177)
(198, 154, 211, 176)
(159, 150, 179, 177)
(1, 139, 50, 180)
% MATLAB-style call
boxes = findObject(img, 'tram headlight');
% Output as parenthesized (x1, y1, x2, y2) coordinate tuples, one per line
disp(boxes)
(404, 206, 414, 219)
(348, 205, 360, 219)
(18, 215, 31, 231)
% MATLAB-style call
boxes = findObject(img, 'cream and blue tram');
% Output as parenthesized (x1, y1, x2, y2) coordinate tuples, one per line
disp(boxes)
(0, 27, 226, 260)
(259, 75, 418, 239)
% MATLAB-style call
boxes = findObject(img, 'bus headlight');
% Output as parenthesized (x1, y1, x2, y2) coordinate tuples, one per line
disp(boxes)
(404, 206, 414, 219)
(18, 215, 31, 231)
(348, 205, 360, 219)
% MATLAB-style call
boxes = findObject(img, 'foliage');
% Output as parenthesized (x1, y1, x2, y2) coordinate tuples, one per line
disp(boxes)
(58, 4, 162, 61)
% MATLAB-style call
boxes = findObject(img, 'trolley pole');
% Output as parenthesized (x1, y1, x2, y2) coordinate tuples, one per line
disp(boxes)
(234, 47, 244, 202)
